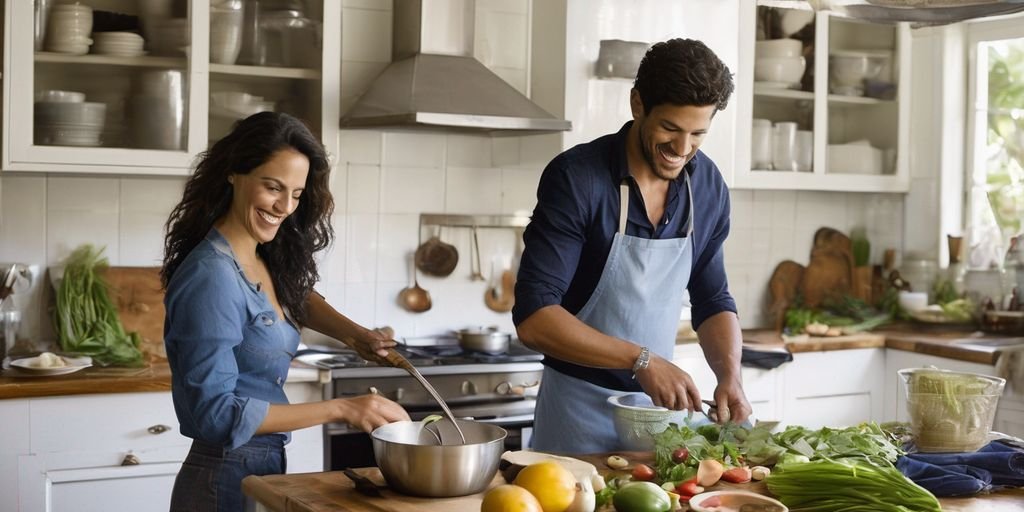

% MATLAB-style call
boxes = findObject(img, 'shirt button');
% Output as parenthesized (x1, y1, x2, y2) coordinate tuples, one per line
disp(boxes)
(263, 316, 274, 326)
(276, 377, 283, 386)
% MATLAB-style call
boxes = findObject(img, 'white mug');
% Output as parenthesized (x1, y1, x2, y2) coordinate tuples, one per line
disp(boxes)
(751, 118, 772, 170)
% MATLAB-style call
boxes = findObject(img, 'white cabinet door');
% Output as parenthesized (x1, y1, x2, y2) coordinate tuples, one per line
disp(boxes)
(19, 454, 180, 512)
(283, 379, 326, 474)
(0, 399, 31, 512)
(781, 348, 885, 428)
(732, 1, 911, 192)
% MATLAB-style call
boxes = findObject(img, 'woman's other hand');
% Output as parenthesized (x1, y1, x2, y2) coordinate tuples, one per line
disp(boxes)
(334, 394, 410, 433)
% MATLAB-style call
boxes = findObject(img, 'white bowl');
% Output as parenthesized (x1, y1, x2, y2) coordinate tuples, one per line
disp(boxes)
(607, 392, 690, 451)
(690, 491, 789, 512)
(830, 51, 887, 95)
(35, 90, 86, 103)
(754, 56, 805, 86)
(756, 38, 803, 58)
(827, 142, 884, 174)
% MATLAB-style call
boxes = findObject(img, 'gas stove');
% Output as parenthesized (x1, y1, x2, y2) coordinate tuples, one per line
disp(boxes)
(313, 338, 545, 378)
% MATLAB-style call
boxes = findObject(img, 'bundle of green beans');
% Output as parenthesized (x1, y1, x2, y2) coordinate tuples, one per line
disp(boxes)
(765, 458, 941, 512)
(55, 245, 143, 367)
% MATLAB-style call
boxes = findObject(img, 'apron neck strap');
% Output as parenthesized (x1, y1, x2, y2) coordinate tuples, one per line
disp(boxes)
(619, 172, 695, 237)
(619, 181, 630, 235)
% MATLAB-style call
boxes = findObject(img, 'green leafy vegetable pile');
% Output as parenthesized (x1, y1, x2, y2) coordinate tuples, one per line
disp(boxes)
(653, 421, 940, 511)
(55, 245, 144, 367)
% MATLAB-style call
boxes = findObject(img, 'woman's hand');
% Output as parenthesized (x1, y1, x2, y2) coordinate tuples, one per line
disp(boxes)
(348, 326, 398, 363)
(333, 394, 410, 433)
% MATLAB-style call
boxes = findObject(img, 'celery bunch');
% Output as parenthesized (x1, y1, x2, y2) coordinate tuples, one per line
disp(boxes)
(766, 459, 941, 512)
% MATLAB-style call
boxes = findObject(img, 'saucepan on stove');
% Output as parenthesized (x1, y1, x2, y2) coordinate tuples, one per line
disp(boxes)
(455, 326, 511, 354)
(371, 419, 507, 497)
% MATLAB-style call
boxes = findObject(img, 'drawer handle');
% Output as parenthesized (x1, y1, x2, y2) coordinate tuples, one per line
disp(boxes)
(121, 453, 141, 466)
(148, 424, 172, 435)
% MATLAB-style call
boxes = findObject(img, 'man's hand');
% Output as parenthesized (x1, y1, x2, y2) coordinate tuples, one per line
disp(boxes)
(635, 356, 702, 412)
(711, 379, 752, 424)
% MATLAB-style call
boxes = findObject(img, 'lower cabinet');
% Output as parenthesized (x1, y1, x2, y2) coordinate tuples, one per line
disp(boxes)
(3, 378, 325, 511)
(780, 348, 886, 429)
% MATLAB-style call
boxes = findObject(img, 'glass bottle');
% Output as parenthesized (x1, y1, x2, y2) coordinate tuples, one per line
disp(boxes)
(947, 235, 965, 294)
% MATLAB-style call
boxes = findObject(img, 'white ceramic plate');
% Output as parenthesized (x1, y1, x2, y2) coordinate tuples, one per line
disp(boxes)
(754, 80, 799, 91)
(9, 354, 92, 376)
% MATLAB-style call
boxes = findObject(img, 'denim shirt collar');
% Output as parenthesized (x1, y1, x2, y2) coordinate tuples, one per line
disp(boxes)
(205, 227, 297, 327)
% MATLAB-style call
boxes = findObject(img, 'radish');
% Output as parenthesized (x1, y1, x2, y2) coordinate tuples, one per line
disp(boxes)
(721, 466, 753, 484)
(697, 459, 724, 487)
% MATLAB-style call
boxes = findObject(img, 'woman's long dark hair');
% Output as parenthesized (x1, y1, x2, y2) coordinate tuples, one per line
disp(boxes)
(162, 112, 333, 324)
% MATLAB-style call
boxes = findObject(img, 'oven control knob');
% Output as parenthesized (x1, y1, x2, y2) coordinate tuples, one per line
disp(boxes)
(461, 380, 477, 395)
(495, 381, 512, 395)
(395, 388, 405, 401)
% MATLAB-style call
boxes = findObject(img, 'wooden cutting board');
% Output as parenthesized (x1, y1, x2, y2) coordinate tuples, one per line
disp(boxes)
(101, 267, 166, 361)
(799, 227, 854, 308)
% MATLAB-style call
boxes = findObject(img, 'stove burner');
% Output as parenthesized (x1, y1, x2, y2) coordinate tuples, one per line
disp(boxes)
(311, 340, 543, 369)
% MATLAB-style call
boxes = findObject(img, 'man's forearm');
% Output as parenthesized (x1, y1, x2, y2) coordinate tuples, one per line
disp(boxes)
(696, 310, 743, 384)
(516, 305, 645, 369)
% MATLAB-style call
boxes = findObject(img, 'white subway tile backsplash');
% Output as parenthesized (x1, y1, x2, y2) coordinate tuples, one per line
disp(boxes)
(447, 134, 493, 168)
(376, 214, 419, 283)
(374, 281, 417, 339)
(383, 132, 446, 168)
(445, 166, 502, 215)
(500, 167, 542, 215)
(338, 129, 383, 165)
(343, 281, 378, 327)
(47, 177, 119, 213)
(491, 137, 521, 168)
(729, 189, 753, 227)
(342, 8, 392, 62)
(47, 210, 120, 266)
(0, 176, 47, 263)
(346, 164, 381, 214)
(381, 166, 446, 214)
(119, 178, 184, 212)
(345, 214, 379, 283)
(410, 281, 515, 337)
(475, 11, 528, 71)
(118, 212, 167, 266)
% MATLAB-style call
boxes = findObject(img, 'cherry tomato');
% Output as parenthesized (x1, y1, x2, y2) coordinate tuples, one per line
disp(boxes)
(631, 463, 656, 481)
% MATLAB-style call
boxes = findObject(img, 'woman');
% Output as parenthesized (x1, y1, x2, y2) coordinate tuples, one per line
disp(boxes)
(161, 112, 408, 511)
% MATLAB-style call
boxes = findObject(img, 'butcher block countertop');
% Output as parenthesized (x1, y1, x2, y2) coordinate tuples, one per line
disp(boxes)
(241, 451, 1024, 512)
(0, 360, 323, 400)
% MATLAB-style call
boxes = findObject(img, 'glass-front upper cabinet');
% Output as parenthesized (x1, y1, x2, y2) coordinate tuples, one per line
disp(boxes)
(733, 0, 911, 192)
(3, 0, 339, 176)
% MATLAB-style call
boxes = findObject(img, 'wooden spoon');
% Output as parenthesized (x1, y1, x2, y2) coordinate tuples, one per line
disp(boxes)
(398, 255, 432, 313)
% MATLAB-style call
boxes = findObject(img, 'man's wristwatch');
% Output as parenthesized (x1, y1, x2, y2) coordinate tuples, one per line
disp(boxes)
(631, 346, 650, 379)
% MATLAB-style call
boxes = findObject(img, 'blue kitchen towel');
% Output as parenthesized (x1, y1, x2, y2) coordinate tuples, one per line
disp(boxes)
(896, 440, 1024, 496)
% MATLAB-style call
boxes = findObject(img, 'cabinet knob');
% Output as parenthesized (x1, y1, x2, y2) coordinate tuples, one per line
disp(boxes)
(147, 424, 172, 435)
(121, 453, 141, 466)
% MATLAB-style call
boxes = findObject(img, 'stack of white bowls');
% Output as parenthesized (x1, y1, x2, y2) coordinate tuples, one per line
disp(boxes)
(92, 31, 145, 57)
(45, 2, 93, 55)
(210, 1, 243, 64)
(34, 90, 106, 147)
(210, 91, 275, 119)
(130, 70, 184, 150)
(148, 18, 189, 57)
(754, 38, 805, 89)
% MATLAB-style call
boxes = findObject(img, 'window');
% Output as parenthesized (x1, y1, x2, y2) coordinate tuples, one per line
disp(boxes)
(965, 18, 1024, 269)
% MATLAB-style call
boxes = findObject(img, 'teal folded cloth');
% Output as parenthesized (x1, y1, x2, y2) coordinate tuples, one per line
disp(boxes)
(896, 440, 1024, 497)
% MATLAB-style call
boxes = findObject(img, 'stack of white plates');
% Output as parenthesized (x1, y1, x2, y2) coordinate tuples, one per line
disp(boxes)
(45, 3, 93, 55)
(35, 100, 106, 147)
(92, 32, 145, 57)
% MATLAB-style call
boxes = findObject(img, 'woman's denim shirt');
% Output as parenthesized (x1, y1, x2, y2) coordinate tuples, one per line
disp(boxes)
(164, 228, 300, 450)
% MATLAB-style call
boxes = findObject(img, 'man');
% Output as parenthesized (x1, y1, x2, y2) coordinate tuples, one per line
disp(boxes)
(513, 38, 752, 454)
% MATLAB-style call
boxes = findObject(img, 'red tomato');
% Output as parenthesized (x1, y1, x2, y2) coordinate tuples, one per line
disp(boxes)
(631, 463, 656, 481)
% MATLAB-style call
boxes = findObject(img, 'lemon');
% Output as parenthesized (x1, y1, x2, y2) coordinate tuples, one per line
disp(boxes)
(480, 484, 544, 512)
(513, 461, 578, 512)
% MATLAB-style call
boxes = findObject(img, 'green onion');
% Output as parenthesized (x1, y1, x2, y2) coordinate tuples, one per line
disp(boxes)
(766, 459, 941, 512)
(55, 245, 143, 367)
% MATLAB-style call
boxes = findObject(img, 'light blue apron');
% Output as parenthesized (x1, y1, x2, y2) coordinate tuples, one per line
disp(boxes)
(532, 173, 696, 454)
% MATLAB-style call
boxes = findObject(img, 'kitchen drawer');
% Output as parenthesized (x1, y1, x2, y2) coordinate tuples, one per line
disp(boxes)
(785, 348, 885, 397)
(29, 392, 190, 456)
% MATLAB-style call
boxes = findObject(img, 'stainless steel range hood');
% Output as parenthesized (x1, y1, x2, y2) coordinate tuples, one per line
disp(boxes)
(340, 0, 571, 134)
(782, 0, 1024, 25)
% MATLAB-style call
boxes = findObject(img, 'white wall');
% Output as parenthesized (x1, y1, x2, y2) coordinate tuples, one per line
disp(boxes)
(0, 0, 911, 344)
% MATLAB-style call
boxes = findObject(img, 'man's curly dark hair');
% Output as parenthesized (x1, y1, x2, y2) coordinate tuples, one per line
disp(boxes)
(634, 38, 734, 114)
(161, 111, 333, 325)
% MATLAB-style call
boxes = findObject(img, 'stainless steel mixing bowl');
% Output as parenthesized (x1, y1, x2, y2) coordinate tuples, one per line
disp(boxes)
(371, 419, 506, 497)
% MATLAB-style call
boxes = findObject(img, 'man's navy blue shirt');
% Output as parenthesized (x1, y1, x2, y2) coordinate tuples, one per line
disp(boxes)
(513, 121, 737, 338)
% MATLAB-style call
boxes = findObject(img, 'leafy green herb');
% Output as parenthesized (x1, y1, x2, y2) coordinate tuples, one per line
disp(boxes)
(55, 245, 143, 367)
